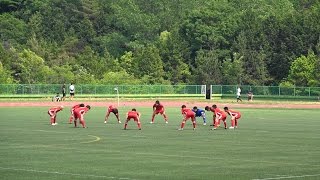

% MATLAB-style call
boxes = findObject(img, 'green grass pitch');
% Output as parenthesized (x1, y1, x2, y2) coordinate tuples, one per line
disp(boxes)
(0, 106, 320, 180)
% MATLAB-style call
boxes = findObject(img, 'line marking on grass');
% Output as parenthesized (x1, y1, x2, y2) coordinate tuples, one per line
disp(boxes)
(0, 166, 135, 179)
(252, 174, 320, 180)
(80, 135, 101, 144)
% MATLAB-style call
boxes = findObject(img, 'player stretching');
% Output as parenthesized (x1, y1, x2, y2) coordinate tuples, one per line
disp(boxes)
(178, 105, 196, 130)
(224, 107, 241, 129)
(74, 105, 91, 128)
(124, 108, 141, 130)
(205, 105, 220, 127)
(69, 103, 85, 124)
(150, 100, 168, 124)
(210, 105, 227, 130)
(48, 106, 64, 125)
(104, 105, 121, 124)
(192, 106, 207, 125)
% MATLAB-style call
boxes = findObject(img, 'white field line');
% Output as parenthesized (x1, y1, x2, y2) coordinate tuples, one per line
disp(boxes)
(0, 167, 136, 180)
(252, 174, 320, 180)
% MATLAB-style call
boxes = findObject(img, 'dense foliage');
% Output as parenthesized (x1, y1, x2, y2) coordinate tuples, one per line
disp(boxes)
(0, 0, 319, 86)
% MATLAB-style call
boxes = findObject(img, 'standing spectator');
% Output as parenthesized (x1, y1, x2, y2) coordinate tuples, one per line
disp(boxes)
(61, 83, 66, 101)
(69, 83, 75, 101)
(236, 86, 242, 102)
(247, 91, 253, 102)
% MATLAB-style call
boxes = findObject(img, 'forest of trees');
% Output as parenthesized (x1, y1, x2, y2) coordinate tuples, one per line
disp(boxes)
(0, 0, 319, 87)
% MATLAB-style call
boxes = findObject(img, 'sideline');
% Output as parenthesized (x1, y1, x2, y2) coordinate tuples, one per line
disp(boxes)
(0, 167, 135, 180)
(252, 174, 320, 180)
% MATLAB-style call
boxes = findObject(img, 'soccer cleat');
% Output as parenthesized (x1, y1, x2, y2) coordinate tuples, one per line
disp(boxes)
(51, 123, 55, 126)
(118, 121, 122, 124)
(235, 126, 238, 128)
(165, 121, 168, 124)
(229, 127, 235, 129)
(150, 121, 154, 124)
(123, 128, 127, 130)
(139, 128, 141, 130)
(211, 128, 217, 130)
(203, 123, 207, 125)
(178, 128, 183, 131)
(225, 127, 227, 129)
(104, 121, 107, 124)
(193, 128, 196, 130)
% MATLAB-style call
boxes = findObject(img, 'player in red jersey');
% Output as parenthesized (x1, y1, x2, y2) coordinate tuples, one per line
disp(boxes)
(210, 105, 227, 130)
(205, 105, 220, 127)
(224, 107, 241, 129)
(150, 100, 168, 124)
(48, 105, 64, 125)
(104, 105, 121, 124)
(124, 108, 141, 130)
(69, 103, 85, 124)
(73, 105, 91, 128)
(178, 105, 196, 130)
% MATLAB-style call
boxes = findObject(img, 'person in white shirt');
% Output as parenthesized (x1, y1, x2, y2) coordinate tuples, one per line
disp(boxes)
(236, 86, 242, 102)
(69, 83, 75, 100)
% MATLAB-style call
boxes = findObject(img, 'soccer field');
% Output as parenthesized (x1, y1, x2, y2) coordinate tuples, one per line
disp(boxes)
(0, 107, 320, 180)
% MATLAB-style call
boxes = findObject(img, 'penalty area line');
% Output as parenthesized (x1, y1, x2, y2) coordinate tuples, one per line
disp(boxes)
(0, 167, 135, 180)
(252, 173, 320, 180)
(80, 135, 101, 144)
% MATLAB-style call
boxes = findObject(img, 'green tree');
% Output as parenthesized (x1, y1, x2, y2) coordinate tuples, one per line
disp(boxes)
(193, 50, 222, 85)
(133, 45, 165, 84)
(287, 51, 320, 86)
(0, 62, 14, 84)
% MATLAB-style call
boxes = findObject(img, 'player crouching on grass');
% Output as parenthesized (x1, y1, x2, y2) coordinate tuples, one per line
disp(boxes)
(124, 108, 141, 130)
(192, 106, 207, 125)
(48, 105, 64, 125)
(224, 107, 241, 129)
(178, 105, 196, 130)
(151, 100, 168, 124)
(104, 105, 121, 124)
(210, 105, 227, 130)
(73, 105, 91, 128)
(69, 103, 85, 124)
(205, 105, 219, 127)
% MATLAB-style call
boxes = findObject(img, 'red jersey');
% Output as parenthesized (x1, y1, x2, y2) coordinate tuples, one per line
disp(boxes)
(74, 107, 90, 115)
(72, 104, 82, 110)
(108, 105, 116, 113)
(214, 108, 227, 118)
(181, 108, 194, 116)
(153, 103, 164, 111)
(49, 106, 63, 113)
(226, 109, 241, 118)
(127, 111, 140, 117)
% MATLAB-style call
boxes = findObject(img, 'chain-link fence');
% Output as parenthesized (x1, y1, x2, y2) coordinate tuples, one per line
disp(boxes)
(211, 85, 320, 97)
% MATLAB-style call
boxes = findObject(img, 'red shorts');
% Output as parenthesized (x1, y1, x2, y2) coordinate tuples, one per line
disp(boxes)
(184, 113, 195, 120)
(127, 115, 139, 121)
(74, 112, 84, 120)
(154, 110, 164, 114)
(233, 114, 241, 119)
(48, 110, 56, 117)
(217, 115, 226, 121)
